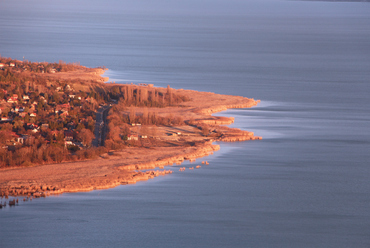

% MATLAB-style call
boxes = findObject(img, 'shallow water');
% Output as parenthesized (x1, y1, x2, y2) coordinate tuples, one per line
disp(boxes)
(1, 0, 370, 247)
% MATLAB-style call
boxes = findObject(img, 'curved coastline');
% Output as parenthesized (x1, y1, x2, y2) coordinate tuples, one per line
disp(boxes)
(0, 71, 261, 199)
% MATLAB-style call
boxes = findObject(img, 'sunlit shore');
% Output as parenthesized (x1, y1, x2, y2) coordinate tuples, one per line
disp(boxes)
(0, 65, 261, 200)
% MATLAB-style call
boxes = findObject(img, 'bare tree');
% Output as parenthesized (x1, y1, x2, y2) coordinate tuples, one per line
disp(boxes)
(78, 128, 95, 147)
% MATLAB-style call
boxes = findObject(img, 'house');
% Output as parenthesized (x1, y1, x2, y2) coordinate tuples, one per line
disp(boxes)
(56, 103, 70, 112)
(140, 135, 148, 139)
(12, 94, 18, 99)
(0, 63, 4, 68)
(22, 95, 30, 100)
(7, 97, 18, 103)
(127, 134, 138, 141)
(30, 113, 37, 117)
(1, 117, 12, 122)
(69, 95, 75, 99)
(18, 112, 27, 118)
(64, 130, 74, 141)
(17, 136, 24, 144)
(41, 123, 49, 129)
(9, 63, 15, 67)
(17, 135, 28, 144)
(26, 123, 38, 130)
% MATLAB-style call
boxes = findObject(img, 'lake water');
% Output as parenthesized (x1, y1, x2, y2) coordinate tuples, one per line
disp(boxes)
(1, 0, 370, 247)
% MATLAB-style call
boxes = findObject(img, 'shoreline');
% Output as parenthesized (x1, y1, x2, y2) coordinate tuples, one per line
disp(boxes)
(0, 71, 261, 200)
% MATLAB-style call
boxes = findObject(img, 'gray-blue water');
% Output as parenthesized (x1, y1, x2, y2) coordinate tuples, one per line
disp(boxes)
(1, 0, 370, 247)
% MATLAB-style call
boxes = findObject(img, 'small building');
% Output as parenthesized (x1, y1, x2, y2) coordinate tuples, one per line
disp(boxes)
(7, 97, 18, 103)
(140, 135, 148, 139)
(1, 117, 12, 122)
(26, 123, 35, 129)
(30, 113, 37, 117)
(17, 135, 28, 144)
(26, 124, 39, 133)
(127, 134, 138, 141)
(64, 130, 74, 141)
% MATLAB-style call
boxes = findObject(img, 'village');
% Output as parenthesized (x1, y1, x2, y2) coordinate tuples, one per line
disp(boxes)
(0, 56, 261, 170)
(0, 57, 197, 167)
(0, 58, 105, 166)
(0, 85, 97, 148)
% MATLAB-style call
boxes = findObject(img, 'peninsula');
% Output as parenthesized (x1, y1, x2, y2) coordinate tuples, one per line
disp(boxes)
(0, 57, 261, 200)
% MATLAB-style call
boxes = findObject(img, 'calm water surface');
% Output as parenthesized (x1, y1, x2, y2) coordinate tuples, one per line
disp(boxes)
(1, 0, 370, 247)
